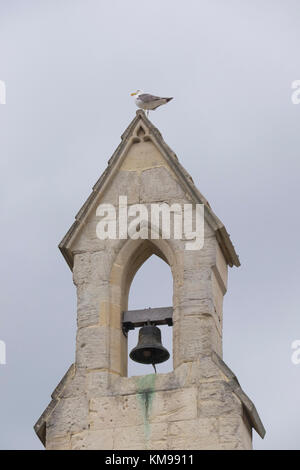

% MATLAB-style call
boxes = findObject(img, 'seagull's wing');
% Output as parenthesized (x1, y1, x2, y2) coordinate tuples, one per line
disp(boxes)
(138, 93, 162, 103)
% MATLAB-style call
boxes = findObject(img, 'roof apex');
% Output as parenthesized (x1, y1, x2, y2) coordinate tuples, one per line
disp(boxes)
(59, 111, 240, 269)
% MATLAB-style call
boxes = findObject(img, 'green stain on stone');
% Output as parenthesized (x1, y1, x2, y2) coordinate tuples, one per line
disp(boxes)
(135, 374, 156, 441)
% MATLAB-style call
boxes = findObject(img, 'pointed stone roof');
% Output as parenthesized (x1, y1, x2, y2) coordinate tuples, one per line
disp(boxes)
(59, 110, 240, 269)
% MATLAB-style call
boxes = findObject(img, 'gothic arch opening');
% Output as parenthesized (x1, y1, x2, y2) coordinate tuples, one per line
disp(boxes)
(127, 253, 173, 377)
(109, 237, 177, 377)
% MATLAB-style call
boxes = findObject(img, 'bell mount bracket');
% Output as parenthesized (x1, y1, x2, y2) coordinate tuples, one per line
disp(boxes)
(122, 306, 173, 337)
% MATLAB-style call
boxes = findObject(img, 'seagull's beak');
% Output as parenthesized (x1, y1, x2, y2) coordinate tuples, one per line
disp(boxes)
(131, 92, 137, 96)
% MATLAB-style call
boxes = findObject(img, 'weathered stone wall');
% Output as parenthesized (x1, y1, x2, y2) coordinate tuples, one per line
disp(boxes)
(45, 358, 252, 450)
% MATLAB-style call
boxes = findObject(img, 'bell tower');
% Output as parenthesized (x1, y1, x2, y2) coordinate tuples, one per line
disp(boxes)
(34, 111, 265, 449)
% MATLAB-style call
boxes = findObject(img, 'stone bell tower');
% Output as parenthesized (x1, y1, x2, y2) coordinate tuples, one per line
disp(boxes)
(34, 110, 265, 449)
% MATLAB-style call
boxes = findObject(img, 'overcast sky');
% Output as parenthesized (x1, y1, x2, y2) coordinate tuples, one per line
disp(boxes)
(0, 0, 300, 450)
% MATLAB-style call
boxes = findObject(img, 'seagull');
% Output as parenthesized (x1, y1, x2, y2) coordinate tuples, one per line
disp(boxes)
(131, 90, 173, 116)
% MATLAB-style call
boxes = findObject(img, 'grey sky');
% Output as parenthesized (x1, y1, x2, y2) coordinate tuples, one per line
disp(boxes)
(0, 0, 300, 449)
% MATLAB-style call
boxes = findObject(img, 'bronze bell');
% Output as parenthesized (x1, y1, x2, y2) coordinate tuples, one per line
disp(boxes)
(129, 324, 170, 365)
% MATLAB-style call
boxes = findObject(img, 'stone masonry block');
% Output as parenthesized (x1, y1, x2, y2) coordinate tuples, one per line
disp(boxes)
(71, 429, 114, 450)
(76, 326, 108, 369)
(168, 418, 219, 450)
(140, 167, 185, 203)
(198, 382, 242, 418)
(89, 394, 144, 430)
(148, 388, 197, 424)
(46, 396, 88, 441)
(46, 434, 71, 450)
(100, 170, 140, 206)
